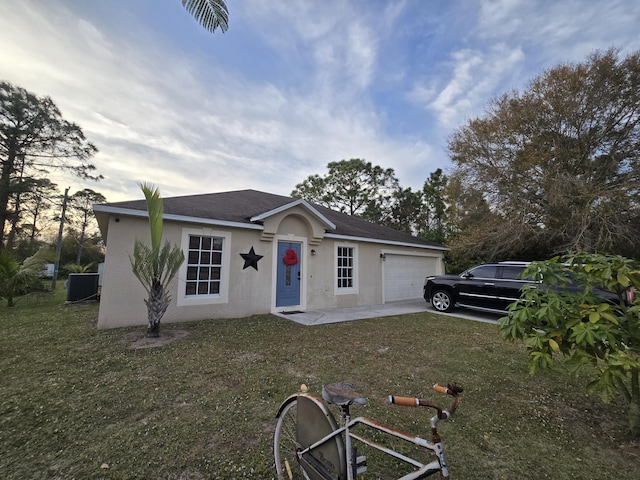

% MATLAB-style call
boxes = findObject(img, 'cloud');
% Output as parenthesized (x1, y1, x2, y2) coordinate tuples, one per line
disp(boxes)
(3, 0, 420, 202)
(407, 0, 640, 136)
(476, 0, 640, 60)
(243, 0, 381, 100)
(2, 0, 638, 206)
(409, 45, 524, 129)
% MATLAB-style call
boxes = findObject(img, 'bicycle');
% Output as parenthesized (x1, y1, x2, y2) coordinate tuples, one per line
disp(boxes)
(273, 381, 463, 479)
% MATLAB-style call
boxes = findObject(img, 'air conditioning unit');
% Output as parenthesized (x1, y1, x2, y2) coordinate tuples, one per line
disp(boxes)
(66, 273, 99, 302)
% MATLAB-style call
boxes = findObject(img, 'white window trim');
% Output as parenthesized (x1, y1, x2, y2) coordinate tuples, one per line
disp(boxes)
(334, 243, 358, 295)
(177, 227, 231, 307)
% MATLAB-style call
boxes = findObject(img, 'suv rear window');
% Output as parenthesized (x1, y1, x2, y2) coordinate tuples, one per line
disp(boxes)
(501, 265, 527, 280)
(468, 265, 498, 279)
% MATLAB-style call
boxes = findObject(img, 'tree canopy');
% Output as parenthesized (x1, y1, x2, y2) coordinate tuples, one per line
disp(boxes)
(291, 159, 450, 243)
(446, 49, 640, 261)
(66, 188, 107, 265)
(0, 81, 100, 247)
(291, 159, 400, 224)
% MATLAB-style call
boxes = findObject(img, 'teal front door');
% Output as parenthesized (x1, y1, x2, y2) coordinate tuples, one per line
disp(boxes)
(276, 242, 301, 307)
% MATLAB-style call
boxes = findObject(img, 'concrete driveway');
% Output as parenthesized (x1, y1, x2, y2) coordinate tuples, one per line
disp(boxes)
(274, 299, 501, 325)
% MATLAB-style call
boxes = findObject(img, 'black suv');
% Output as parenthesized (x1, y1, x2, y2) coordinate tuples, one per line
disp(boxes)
(424, 261, 635, 314)
(423, 262, 531, 314)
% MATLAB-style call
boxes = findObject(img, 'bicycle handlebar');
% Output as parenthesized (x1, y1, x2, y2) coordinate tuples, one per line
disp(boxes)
(389, 395, 419, 407)
(388, 383, 463, 418)
(433, 384, 449, 395)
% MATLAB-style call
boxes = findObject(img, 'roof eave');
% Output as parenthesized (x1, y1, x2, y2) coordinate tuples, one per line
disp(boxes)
(92, 204, 263, 232)
(324, 233, 450, 251)
(250, 198, 336, 230)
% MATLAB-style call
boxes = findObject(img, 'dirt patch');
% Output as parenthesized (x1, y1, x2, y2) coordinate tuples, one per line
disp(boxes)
(233, 352, 264, 363)
(128, 329, 190, 349)
(619, 439, 640, 460)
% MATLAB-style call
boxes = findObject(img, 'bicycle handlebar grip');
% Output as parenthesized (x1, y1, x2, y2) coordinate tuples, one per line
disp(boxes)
(433, 384, 449, 395)
(388, 395, 419, 407)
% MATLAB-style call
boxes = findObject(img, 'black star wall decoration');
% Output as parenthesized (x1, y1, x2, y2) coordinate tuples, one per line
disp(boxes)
(240, 247, 264, 271)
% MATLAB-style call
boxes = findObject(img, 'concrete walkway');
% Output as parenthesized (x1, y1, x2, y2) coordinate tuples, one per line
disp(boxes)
(273, 299, 501, 325)
(273, 299, 429, 325)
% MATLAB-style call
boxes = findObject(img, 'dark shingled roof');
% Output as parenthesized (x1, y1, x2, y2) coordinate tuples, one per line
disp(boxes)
(98, 189, 446, 249)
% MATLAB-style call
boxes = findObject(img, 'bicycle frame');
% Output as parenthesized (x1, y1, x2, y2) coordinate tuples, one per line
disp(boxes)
(297, 402, 449, 479)
(275, 384, 462, 480)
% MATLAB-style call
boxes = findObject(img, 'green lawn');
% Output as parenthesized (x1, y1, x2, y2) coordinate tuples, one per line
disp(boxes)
(1, 289, 638, 479)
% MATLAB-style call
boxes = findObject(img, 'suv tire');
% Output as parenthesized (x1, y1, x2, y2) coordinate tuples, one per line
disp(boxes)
(431, 289, 454, 312)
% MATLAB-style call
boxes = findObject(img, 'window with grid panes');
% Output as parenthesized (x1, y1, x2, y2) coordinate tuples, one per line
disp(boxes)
(337, 246, 354, 288)
(186, 235, 223, 296)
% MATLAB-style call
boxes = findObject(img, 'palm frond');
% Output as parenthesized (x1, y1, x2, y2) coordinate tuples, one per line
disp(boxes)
(139, 182, 164, 254)
(0, 248, 50, 305)
(64, 262, 95, 273)
(182, 0, 229, 34)
(18, 249, 50, 280)
(130, 240, 154, 293)
(157, 240, 185, 287)
(0, 250, 20, 280)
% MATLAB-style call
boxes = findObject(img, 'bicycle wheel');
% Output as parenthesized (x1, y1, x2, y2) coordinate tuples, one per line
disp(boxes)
(274, 398, 310, 479)
(274, 394, 346, 480)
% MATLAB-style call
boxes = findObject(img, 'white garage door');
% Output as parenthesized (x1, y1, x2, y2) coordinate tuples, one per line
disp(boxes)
(384, 254, 438, 302)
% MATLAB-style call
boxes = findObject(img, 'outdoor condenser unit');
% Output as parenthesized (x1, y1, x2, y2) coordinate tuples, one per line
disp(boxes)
(66, 273, 99, 302)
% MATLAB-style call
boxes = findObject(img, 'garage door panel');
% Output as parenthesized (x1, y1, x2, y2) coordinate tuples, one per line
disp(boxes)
(384, 255, 437, 302)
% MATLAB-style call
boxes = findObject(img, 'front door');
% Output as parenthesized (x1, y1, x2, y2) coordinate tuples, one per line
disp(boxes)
(276, 242, 301, 307)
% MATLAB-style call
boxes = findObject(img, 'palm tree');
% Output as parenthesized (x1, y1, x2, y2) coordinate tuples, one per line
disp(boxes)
(0, 249, 49, 307)
(64, 262, 95, 274)
(129, 183, 185, 337)
(182, 0, 229, 34)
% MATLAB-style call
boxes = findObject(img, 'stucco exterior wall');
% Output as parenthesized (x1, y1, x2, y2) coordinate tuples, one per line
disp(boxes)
(98, 215, 275, 329)
(97, 209, 444, 329)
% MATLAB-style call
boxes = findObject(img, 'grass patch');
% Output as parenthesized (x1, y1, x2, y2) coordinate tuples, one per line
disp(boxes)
(1, 289, 639, 478)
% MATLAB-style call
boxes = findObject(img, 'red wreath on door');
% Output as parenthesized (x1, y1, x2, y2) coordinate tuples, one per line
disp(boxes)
(282, 248, 298, 266)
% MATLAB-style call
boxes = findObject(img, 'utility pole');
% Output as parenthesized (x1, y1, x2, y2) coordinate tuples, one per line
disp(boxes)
(51, 187, 70, 291)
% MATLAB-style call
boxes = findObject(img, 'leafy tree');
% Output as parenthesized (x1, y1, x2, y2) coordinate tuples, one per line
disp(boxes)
(445, 175, 503, 271)
(499, 253, 640, 435)
(0, 81, 100, 247)
(385, 179, 450, 241)
(421, 168, 450, 243)
(66, 189, 106, 264)
(291, 159, 400, 224)
(129, 183, 185, 337)
(4, 176, 37, 249)
(182, 0, 229, 33)
(11, 238, 47, 264)
(11, 178, 59, 247)
(447, 49, 640, 261)
(386, 187, 423, 234)
(0, 248, 50, 307)
(58, 232, 103, 272)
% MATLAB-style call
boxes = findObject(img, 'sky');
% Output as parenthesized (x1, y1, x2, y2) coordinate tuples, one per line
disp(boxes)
(1, 0, 639, 204)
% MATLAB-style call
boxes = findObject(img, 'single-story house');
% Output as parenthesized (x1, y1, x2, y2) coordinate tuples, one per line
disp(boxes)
(93, 189, 448, 329)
